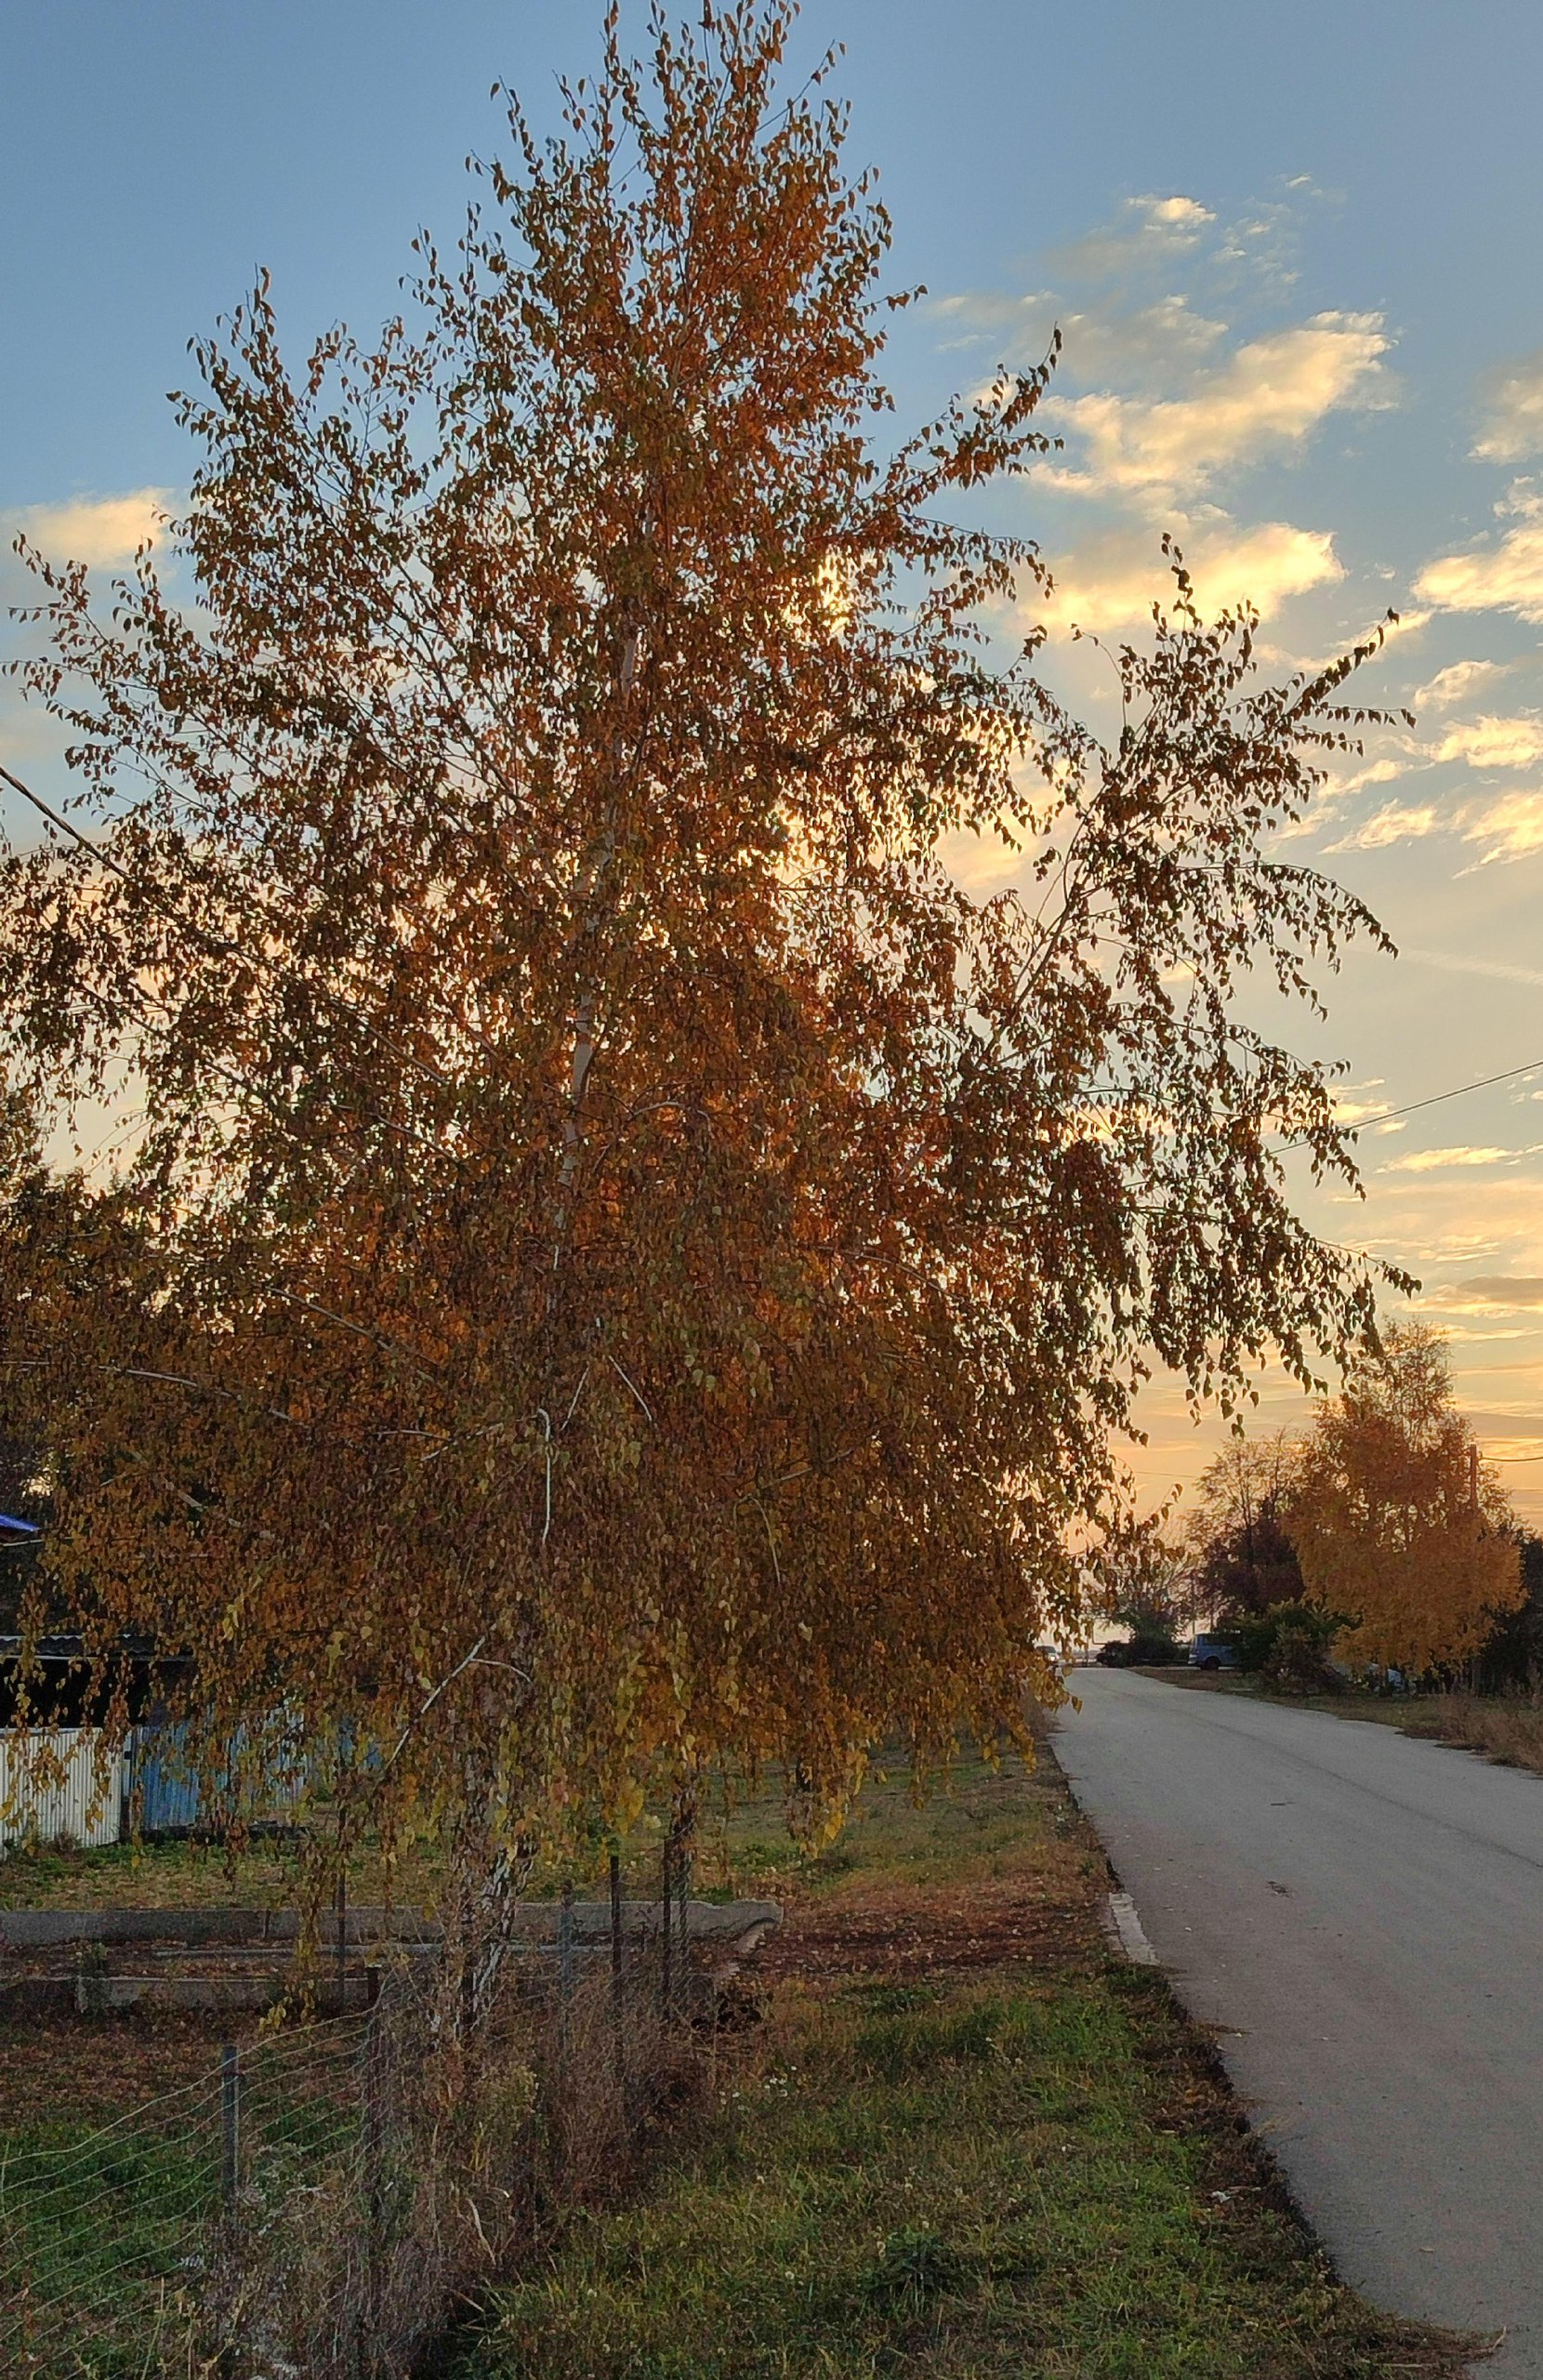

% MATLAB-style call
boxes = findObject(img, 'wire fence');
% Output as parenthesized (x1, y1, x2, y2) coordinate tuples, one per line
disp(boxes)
(0, 1856, 734, 2378)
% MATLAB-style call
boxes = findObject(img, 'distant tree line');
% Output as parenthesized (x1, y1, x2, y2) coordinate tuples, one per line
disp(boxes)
(1101, 1323, 1530, 1691)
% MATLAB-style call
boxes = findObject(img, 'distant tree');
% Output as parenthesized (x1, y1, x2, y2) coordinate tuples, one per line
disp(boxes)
(0, 3, 1407, 1929)
(1474, 1531, 1543, 1691)
(1291, 1323, 1523, 1675)
(1089, 1509, 1194, 1659)
(1186, 1430, 1304, 1620)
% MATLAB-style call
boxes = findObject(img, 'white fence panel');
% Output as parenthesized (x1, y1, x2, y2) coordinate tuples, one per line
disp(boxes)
(0, 1729, 124, 1852)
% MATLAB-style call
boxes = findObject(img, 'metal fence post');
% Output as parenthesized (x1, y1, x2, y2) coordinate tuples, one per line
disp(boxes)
(609, 1851, 626, 2111)
(359, 2003, 386, 2377)
(558, 1878, 574, 2061)
(220, 2041, 242, 2209)
(659, 1835, 673, 2016)
(675, 1832, 692, 2021)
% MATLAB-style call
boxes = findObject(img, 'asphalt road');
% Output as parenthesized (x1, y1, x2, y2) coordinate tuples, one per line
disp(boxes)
(1058, 1670, 1543, 2375)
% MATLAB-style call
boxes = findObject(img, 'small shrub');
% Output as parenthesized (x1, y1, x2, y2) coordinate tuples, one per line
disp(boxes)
(1233, 1602, 1348, 1690)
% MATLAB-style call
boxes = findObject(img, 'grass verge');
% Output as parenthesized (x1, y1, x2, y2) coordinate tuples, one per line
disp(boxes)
(447, 1740, 1473, 2380)
(1399, 1688, 1543, 1771)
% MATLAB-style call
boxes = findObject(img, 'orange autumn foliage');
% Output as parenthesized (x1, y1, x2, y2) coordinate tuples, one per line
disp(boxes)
(1292, 1323, 1523, 1675)
(0, 5, 1407, 1868)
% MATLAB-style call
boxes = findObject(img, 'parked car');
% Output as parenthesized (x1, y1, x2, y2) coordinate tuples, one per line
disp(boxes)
(1188, 1633, 1241, 1673)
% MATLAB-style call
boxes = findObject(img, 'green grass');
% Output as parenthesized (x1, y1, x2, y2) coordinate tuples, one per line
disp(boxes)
(0, 1827, 297, 1909)
(0, 1736, 1075, 1913)
(0, 2033, 368, 2374)
(0, 2116, 216, 2370)
(464, 1975, 1464, 2380)
(443, 1746, 1470, 2380)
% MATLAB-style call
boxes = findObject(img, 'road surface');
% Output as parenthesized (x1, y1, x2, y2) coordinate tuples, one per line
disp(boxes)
(1058, 1669, 1543, 2374)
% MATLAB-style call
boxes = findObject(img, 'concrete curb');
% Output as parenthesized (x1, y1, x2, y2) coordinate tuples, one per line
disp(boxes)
(1104, 1888, 1159, 1966)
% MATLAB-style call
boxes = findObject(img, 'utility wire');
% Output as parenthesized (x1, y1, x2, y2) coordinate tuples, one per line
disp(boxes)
(1360, 1056, 1543, 1131)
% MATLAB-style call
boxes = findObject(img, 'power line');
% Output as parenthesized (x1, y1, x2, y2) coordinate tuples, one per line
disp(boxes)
(1364, 1056, 1543, 1131)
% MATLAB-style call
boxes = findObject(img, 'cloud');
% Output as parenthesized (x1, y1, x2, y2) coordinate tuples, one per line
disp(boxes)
(936, 824, 1027, 897)
(1474, 350, 1543, 463)
(1045, 312, 1391, 502)
(1381, 1144, 1543, 1172)
(934, 288, 1228, 389)
(1145, 194, 1214, 231)
(1434, 713, 1543, 769)
(1312, 781, 1543, 869)
(10, 488, 171, 570)
(1329, 1086, 1391, 1125)
(1404, 948, 1543, 992)
(1275, 753, 1410, 842)
(1416, 483, 1543, 621)
(1444, 1276, 1543, 1307)
(1330, 759, 1406, 799)
(1325, 800, 1443, 851)
(1047, 193, 1216, 283)
(1413, 657, 1514, 709)
(1460, 787, 1543, 865)
(1037, 516, 1341, 633)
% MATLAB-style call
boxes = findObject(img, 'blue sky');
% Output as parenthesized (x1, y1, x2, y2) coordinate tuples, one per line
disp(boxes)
(7, 2, 1543, 1517)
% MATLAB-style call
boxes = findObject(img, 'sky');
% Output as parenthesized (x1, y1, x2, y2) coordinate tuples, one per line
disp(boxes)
(5, 2, 1543, 1520)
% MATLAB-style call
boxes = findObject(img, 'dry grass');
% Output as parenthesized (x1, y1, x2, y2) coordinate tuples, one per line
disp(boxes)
(1400, 1688, 1543, 1771)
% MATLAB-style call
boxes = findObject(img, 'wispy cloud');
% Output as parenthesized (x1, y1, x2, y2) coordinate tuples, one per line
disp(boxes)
(1326, 800, 1443, 852)
(1330, 1086, 1391, 1125)
(1404, 947, 1543, 991)
(1331, 758, 1407, 799)
(1460, 787, 1543, 866)
(1434, 713, 1543, 769)
(1412, 657, 1515, 709)
(1436, 1275, 1543, 1307)
(1037, 516, 1341, 633)
(1381, 1144, 1543, 1173)
(1046, 192, 1217, 284)
(932, 288, 1228, 387)
(9, 488, 172, 569)
(1045, 313, 1391, 504)
(1416, 482, 1543, 622)
(1474, 350, 1543, 464)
